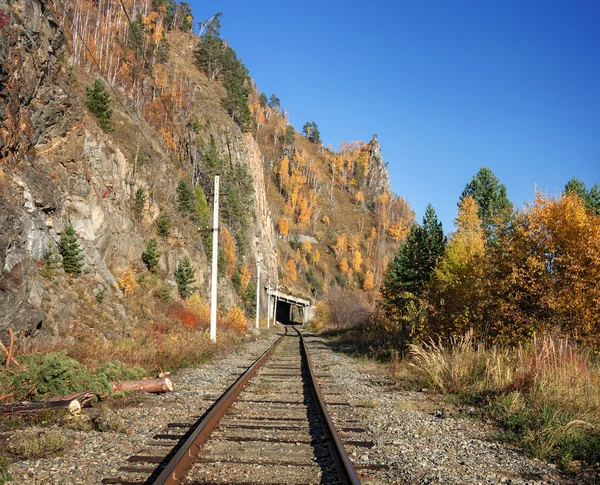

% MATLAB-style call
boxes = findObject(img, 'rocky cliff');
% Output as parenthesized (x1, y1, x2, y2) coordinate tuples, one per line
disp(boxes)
(0, 0, 278, 339)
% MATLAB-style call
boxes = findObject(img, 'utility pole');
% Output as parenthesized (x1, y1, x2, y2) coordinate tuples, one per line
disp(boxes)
(210, 176, 219, 343)
(266, 278, 271, 328)
(255, 256, 261, 330)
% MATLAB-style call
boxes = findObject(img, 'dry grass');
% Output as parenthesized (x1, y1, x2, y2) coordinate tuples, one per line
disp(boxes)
(14, 325, 242, 376)
(408, 332, 600, 466)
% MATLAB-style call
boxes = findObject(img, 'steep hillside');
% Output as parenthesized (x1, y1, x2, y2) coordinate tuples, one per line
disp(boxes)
(0, 0, 277, 341)
(0, 0, 411, 346)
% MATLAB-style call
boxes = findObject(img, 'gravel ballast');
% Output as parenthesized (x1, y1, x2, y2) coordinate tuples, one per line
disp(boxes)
(5, 327, 596, 484)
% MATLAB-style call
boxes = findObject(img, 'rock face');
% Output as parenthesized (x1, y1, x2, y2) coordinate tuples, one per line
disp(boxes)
(366, 135, 392, 197)
(0, 0, 278, 338)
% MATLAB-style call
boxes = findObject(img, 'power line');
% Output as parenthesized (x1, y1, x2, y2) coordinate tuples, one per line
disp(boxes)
(54, 0, 155, 151)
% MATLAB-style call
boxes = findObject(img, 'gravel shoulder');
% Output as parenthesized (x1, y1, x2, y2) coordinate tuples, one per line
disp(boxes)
(5, 330, 282, 485)
(4, 327, 597, 484)
(303, 332, 596, 485)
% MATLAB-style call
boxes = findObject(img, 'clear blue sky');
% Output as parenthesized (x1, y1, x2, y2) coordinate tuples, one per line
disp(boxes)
(188, 0, 599, 232)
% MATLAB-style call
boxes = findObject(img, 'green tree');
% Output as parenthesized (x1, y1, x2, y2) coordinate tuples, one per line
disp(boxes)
(155, 212, 171, 238)
(564, 176, 600, 215)
(134, 187, 147, 221)
(259, 93, 268, 108)
(380, 204, 446, 339)
(59, 224, 84, 277)
(284, 125, 295, 146)
(174, 256, 196, 298)
(460, 167, 512, 240)
(195, 186, 211, 253)
(195, 13, 253, 131)
(268, 94, 280, 109)
(302, 121, 321, 144)
(142, 239, 160, 272)
(85, 79, 112, 132)
(177, 179, 194, 215)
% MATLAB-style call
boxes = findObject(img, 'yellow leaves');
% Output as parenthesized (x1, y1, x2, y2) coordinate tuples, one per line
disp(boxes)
(239, 265, 250, 290)
(224, 306, 247, 334)
(278, 217, 289, 237)
(301, 240, 312, 255)
(339, 258, 350, 275)
(332, 233, 347, 260)
(363, 270, 375, 291)
(285, 259, 297, 282)
(354, 190, 365, 205)
(322, 215, 330, 226)
(117, 266, 139, 296)
(220, 227, 236, 279)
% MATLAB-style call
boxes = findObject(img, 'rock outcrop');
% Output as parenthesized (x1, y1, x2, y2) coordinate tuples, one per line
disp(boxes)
(0, 0, 279, 338)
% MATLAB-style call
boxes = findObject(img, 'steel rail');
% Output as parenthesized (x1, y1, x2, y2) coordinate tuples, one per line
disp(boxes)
(294, 326, 362, 485)
(151, 327, 288, 485)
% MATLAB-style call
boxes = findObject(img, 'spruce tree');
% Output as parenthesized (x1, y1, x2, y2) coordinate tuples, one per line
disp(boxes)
(460, 167, 512, 240)
(177, 179, 194, 215)
(59, 224, 84, 277)
(174, 256, 196, 298)
(85, 79, 112, 132)
(155, 212, 171, 238)
(142, 239, 160, 272)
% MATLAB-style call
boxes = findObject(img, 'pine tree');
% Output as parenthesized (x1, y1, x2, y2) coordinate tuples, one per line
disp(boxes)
(174, 256, 196, 298)
(142, 239, 160, 272)
(85, 79, 112, 132)
(155, 212, 171, 238)
(564, 177, 600, 215)
(134, 187, 147, 221)
(460, 167, 512, 240)
(177, 179, 194, 215)
(59, 224, 84, 277)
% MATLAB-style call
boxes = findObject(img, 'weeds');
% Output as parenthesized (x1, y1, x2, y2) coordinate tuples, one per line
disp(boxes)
(8, 429, 68, 459)
(0, 457, 11, 485)
(408, 332, 600, 467)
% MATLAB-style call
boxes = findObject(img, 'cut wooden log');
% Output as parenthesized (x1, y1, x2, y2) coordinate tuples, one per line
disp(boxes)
(109, 377, 173, 394)
(0, 391, 95, 415)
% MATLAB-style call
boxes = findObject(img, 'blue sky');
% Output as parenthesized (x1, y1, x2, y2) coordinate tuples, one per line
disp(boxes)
(187, 1, 599, 232)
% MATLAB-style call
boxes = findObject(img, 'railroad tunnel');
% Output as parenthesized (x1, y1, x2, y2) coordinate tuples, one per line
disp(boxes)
(269, 290, 314, 325)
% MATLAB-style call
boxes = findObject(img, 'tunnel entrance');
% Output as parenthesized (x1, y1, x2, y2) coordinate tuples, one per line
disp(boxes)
(268, 289, 314, 325)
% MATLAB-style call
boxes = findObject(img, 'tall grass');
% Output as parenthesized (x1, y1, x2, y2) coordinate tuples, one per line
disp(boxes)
(408, 332, 600, 466)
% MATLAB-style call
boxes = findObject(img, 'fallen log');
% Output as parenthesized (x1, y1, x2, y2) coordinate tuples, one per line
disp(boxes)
(0, 391, 95, 415)
(109, 377, 173, 394)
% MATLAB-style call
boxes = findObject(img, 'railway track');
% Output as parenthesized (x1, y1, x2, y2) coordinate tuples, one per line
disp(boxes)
(102, 326, 367, 485)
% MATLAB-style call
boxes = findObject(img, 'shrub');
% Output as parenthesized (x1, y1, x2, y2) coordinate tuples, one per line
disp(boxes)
(85, 79, 112, 132)
(58, 224, 84, 277)
(9, 429, 68, 459)
(0, 456, 12, 485)
(117, 266, 139, 296)
(155, 283, 173, 302)
(223, 306, 247, 334)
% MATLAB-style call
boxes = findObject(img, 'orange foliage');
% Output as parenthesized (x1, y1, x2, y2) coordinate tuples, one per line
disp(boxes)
(220, 227, 236, 278)
(285, 259, 298, 282)
(278, 217, 289, 237)
(117, 266, 139, 296)
(363, 270, 375, 291)
(223, 306, 247, 334)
